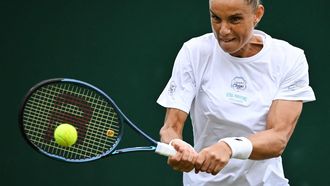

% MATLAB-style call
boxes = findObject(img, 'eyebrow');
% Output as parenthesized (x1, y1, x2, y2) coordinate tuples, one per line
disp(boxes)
(209, 9, 218, 16)
(209, 9, 244, 18)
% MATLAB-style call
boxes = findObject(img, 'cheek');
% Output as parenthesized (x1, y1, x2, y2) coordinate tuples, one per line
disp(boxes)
(211, 23, 218, 32)
(237, 30, 249, 43)
(211, 23, 223, 37)
(234, 24, 254, 42)
(211, 24, 219, 39)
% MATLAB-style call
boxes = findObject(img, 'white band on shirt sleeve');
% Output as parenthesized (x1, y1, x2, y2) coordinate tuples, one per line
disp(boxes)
(219, 137, 253, 159)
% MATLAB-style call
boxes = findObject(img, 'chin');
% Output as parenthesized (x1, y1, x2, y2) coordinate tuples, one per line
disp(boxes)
(219, 45, 238, 54)
(218, 42, 243, 56)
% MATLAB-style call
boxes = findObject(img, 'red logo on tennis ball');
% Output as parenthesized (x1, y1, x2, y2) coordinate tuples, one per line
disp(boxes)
(54, 124, 78, 147)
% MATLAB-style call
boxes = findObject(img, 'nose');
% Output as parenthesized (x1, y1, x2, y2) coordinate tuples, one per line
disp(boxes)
(219, 22, 231, 36)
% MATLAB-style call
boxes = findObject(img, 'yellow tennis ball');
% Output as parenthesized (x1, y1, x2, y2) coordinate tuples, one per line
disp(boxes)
(54, 123, 78, 147)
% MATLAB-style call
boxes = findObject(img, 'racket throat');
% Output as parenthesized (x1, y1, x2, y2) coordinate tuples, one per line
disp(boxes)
(112, 146, 156, 155)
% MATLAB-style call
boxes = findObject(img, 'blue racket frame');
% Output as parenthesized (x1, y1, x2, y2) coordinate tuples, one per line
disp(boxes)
(19, 78, 160, 162)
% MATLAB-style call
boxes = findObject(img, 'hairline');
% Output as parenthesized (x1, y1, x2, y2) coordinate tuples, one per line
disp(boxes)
(209, 0, 262, 10)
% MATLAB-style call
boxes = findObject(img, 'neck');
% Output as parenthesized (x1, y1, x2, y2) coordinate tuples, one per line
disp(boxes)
(231, 35, 263, 58)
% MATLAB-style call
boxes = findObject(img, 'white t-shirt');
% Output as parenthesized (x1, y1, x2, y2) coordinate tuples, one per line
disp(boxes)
(157, 30, 316, 186)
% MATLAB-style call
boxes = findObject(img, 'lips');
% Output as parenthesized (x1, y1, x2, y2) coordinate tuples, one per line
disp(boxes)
(220, 38, 235, 42)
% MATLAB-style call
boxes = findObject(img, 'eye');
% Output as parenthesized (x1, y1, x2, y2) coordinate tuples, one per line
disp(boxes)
(211, 14, 221, 22)
(229, 16, 242, 24)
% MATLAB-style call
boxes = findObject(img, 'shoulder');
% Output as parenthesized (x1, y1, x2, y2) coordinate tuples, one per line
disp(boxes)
(260, 30, 305, 61)
(173, 33, 217, 80)
(270, 38, 304, 57)
(273, 39, 306, 72)
(255, 30, 304, 57)
(185, 33, 215, 44)
(261, 31, 309, 75)
(183, 33, 217, 52)
(258, 30, 306, 69)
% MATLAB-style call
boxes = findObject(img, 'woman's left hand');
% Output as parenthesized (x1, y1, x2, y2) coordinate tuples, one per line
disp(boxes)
(194, 141, 232, 175)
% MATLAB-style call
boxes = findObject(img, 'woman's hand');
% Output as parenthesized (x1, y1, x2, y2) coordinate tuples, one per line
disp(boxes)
(168, 139, 198, 172)
(194, 141, 232, 175)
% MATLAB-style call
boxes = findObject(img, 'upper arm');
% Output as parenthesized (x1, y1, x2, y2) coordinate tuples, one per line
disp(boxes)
(159, 108, 188, 143)
(266, 99, 303, 140)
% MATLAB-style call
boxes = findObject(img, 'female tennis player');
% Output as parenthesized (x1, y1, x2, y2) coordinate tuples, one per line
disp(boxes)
(157, 0, 316, 185)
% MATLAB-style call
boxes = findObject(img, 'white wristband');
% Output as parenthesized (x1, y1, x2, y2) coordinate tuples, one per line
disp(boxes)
(219, 137, 253, 159)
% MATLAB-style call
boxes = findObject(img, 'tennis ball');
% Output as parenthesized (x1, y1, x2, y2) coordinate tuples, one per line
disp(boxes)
(54, 123, 78, 147)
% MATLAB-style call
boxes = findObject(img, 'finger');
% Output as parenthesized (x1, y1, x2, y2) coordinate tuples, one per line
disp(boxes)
(206, 161, 217, 174)
(181, 148, 194, 162)
(171, 142, 182, 152)
(180, 161, 195, 172)
(168, 151, 183, 166)
(191, 151, 199, 164)
(169, 150, 196, 172)
(179, 151, 199, 172)
(173, 143, 190, 156)
(194, 154, 205, 173)
(187, 150, 196, 162)
(200, 158, 211, 172)
(211, 164, 223, 175)
(170, 142, 197, 173)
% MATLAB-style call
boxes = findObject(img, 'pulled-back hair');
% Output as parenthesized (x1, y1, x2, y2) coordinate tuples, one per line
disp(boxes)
(245, 0, 262, 10)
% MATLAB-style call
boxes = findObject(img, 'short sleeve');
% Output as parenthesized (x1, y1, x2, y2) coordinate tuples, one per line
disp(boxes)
(157, 44, 196, 113)
(274, 52, 316, 102)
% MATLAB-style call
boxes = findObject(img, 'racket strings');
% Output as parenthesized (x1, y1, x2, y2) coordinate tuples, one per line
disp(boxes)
(23, 82, 122, 161)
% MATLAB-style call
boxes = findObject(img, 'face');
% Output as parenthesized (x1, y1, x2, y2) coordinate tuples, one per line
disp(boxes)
(209, 0, 264, 57)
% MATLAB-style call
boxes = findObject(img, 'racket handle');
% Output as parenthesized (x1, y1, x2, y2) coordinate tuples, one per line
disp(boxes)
(155, 142, 177, 156)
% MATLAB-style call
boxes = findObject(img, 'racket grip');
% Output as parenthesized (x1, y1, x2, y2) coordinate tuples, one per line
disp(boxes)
(155, 142, 177, 156)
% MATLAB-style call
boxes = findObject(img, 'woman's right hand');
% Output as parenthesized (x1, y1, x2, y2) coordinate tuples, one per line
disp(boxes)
(168, 139, 198, 172)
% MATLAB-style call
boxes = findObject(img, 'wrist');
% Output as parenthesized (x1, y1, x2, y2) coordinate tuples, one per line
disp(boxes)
(218, 140, 232, 158)
(218, 137, 253, 159)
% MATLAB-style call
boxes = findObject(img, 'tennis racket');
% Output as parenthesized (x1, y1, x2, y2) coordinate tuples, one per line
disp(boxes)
(19, 78, 176, 162)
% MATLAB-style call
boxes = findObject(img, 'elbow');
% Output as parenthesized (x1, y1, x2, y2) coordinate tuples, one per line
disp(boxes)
(272, 146, 285, 158)
(270, 137, 288, 157)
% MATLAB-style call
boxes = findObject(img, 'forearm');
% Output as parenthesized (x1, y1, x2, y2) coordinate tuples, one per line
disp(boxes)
(159, 108, 197, 173)
(159, 108, 188, 144)
(248, 129, 289, 160)
(248, 100, 302, 160)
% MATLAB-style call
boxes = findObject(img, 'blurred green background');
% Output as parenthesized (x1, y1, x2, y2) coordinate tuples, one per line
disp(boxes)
(1, 0, 329, 185)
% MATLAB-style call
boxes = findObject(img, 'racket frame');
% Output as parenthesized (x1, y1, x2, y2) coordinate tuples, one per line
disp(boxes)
(19, 78, 172, 162)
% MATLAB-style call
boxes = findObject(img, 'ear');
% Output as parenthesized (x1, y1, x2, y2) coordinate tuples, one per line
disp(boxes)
(254, 4, 265, 25)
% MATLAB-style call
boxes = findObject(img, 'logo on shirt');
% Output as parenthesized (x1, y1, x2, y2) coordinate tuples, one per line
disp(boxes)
(288, 80, 307, 91)
(168, 81, 177, 95)
(231, 77, 247, 92)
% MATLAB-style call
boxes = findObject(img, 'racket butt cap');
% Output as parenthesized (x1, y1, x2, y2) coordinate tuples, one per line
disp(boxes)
(155, 142, 176, 156)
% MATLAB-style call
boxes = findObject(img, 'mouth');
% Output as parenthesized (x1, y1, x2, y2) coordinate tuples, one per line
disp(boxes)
(220, 38, 235, 43)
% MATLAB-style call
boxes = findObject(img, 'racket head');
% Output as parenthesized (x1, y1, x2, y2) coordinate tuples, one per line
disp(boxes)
(19, 78, 124, 162)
